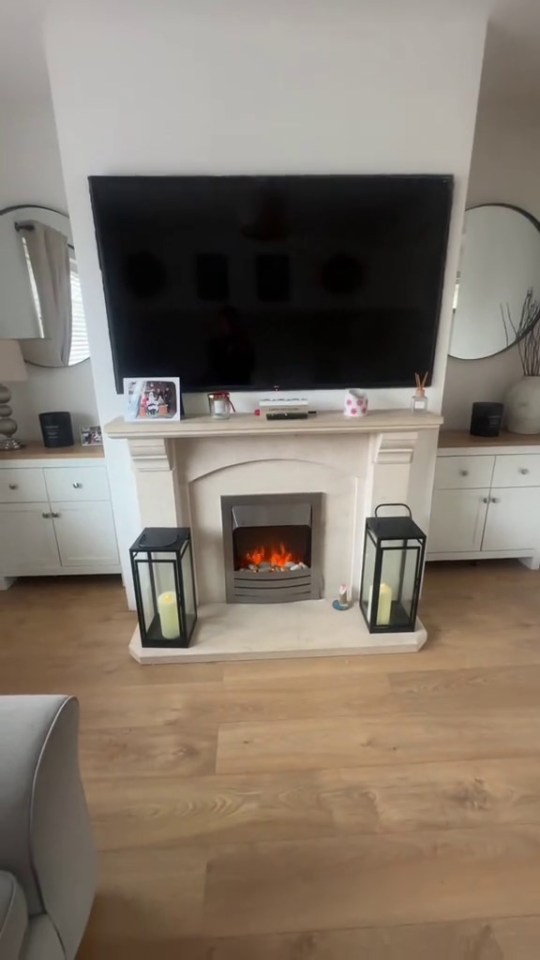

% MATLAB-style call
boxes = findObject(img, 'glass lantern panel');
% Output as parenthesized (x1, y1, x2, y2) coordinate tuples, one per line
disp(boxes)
(135, 559, 157, 635)
(150, 552, 178, 596)
(361, 532, 377, 623)
(378, 543, 404, 601)
(379, 544, 420, 628)
(133, 553, 181, 642)
(181, 541, 196, 637)
(399, 545, 421, 624)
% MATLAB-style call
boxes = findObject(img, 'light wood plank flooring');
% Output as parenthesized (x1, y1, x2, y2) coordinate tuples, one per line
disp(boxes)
(1, 561, 540, 958)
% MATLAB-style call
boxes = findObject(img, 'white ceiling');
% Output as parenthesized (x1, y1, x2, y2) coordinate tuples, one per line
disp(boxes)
(0, 0, 539, 112)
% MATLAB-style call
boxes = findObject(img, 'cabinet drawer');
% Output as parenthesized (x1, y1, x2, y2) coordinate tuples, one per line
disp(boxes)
(434, 456, 494, 490)
(44, 466, 110, 502)
(492, 454, 540, 487)
(0, 468, 47, 503)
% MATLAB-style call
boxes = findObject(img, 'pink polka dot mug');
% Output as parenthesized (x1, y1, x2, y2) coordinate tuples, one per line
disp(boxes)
(343, 389, 368, 418)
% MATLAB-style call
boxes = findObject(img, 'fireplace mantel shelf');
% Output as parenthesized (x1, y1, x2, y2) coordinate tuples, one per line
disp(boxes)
(105, 409, 442, 441)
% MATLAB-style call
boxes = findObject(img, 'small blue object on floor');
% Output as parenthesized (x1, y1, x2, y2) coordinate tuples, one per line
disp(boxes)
(332, 600, 350, 611)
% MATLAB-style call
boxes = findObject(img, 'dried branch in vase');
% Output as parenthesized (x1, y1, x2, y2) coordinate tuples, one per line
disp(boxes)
(501, 288, 540, 376)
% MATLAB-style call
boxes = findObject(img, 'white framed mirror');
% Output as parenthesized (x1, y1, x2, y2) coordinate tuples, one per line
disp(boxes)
(450, 204, 540, 360)
(0, 204, 90, 368)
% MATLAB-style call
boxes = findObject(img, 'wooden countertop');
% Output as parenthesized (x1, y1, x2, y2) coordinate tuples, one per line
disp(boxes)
(439, 430, 540, 449)
(0, 442, 105, 460)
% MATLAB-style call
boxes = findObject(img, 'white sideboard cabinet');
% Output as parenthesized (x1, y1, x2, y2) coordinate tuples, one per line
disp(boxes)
(0, 443, 120, 583)
(428, 431, 540, 569)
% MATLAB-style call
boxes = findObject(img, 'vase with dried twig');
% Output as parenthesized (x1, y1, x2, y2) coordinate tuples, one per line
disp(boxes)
(504, 289, 540, 434)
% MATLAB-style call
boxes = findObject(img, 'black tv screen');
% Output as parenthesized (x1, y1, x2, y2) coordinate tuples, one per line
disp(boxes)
(89, 174, 453, 392)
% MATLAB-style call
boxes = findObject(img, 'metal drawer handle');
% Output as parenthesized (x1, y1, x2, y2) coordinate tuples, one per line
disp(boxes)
(72, 481, 82, 489)
(8, 483, 18, 490)
(42, 512, 51, 519)
(519, 468, 530, 475)
(482, 497, 489, 504)
(51, 512, 60, 518)
(491, 497, 500, 504)
(459, 470, 469, 477)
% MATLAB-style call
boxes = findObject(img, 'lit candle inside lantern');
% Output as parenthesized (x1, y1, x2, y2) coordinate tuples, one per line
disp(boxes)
(368, 582, 393, 626)
(157, 591, 180, 640)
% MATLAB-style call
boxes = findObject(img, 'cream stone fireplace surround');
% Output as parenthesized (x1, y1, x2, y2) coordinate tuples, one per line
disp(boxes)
(106, 410, 442, 663)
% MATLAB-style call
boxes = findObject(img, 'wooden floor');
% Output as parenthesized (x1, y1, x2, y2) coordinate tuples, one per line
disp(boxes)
(2, 562, 540, 958)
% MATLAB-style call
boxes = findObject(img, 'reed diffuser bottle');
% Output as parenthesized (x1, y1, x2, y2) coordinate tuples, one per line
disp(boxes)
(411, 372, 429, 412)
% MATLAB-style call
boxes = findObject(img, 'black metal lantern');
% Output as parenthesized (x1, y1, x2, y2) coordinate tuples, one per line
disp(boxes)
(360, 504, 426, 634)
(129, 527, 197, 648)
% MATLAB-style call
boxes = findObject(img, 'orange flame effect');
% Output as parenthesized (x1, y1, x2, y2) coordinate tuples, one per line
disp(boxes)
(244, 542, 302, 568)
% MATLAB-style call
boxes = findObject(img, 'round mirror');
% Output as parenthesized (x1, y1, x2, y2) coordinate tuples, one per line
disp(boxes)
(0, 204, 90, 368)
(450, 204, 540, 360)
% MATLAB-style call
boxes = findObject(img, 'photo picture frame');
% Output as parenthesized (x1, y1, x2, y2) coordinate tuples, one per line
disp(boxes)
(124, 377, 181, 422)
(80, 425, 103, 446)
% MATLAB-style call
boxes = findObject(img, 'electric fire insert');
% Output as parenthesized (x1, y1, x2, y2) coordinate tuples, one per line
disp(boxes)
(221, 493, 323, 603)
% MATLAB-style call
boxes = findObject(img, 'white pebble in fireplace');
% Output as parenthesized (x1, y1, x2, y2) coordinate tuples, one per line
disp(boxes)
(106, 410, 442, 663)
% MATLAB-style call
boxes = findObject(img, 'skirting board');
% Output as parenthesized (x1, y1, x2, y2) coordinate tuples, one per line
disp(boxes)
(129, 599, 427, 664)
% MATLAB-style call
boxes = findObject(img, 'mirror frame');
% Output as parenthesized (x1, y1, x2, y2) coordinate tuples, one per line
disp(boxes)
(449, 202, 540, 361)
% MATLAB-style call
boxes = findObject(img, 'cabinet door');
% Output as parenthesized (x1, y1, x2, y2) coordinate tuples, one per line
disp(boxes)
(429, 489, 489, 553)
(51, 501, 119, 567)
(482, 488, 540, 551)
(0, 503, 60, 573)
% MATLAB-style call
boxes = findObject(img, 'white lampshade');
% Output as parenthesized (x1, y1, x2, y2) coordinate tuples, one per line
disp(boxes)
(0, 340, 28, 382)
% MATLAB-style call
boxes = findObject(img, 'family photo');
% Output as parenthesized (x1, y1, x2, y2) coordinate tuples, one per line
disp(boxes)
(80, 425, 103, 446)
(124, 377, 180, 422)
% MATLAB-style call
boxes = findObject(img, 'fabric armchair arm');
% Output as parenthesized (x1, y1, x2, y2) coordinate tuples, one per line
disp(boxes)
(0, 696, 96, 960)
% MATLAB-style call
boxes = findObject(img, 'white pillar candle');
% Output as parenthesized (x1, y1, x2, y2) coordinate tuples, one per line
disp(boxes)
(213, 397, 228, 416)
(157, 591, 181, 640)
(367, 582, 393, 626)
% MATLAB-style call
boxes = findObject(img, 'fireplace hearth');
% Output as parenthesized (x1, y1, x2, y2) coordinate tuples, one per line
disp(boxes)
(221, 493, 322, 603)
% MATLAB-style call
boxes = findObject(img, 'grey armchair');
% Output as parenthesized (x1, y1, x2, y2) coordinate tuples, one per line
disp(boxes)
(0, 696, 96, 960)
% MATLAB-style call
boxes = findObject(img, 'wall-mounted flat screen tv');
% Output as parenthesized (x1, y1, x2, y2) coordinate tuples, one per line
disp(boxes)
(89, 174, 453, 392)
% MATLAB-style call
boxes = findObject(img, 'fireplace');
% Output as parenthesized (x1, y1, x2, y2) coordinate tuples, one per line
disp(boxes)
(221, 493, 322, 603)
(107, 409, 438, 661)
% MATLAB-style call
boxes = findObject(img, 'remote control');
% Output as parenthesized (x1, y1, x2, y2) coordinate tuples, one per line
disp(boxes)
(266, 412, 309, 420)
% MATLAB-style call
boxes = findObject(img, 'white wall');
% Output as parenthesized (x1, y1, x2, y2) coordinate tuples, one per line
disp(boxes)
(443, 100, 540, 428)
(45, 0, 488, 603)
(0, 95, 99, 440)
